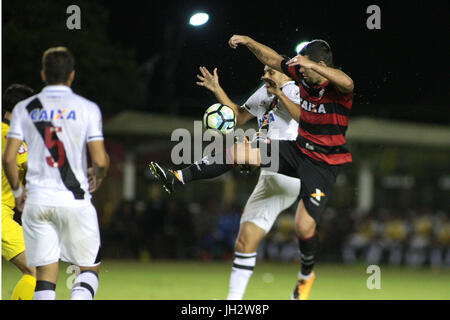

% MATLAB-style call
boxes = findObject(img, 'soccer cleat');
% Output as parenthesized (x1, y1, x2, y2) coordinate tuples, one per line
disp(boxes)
(148, 161, 182, 194)
(290, 272, 315, 300)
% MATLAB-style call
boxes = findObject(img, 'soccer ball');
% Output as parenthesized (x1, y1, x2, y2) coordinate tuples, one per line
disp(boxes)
(203, 103, 236, 134)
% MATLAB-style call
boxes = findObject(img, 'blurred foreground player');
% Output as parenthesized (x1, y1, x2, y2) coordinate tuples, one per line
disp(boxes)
(3, 47, 110, 300)
(2, 84, 36, 299)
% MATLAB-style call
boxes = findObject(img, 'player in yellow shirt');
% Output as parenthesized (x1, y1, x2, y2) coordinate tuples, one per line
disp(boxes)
(2, 84, 36, 299)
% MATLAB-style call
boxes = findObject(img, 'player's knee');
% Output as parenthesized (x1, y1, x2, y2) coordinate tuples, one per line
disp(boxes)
(235, 236, 257, 253)
(295, 222, 316, 239)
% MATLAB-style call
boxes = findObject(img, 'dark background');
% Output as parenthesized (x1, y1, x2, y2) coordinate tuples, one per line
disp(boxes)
(2, 0, 449, 124)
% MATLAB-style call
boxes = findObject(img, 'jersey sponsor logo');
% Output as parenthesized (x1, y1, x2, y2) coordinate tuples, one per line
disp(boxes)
(259, 112, 275, 128)
(30, 108, 76, 121)
(300, 98, 326, 114)
(310, 188, 325, 206)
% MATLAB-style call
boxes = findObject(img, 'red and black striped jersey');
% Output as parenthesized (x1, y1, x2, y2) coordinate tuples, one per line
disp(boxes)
(281, 60, 353, 165)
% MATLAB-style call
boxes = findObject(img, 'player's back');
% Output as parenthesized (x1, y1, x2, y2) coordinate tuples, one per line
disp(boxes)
(8, 85, 104, 207)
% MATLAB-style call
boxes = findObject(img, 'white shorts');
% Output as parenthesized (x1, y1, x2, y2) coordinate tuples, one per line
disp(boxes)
(240, 171, 301, 233)
(22, 203, 101, 267)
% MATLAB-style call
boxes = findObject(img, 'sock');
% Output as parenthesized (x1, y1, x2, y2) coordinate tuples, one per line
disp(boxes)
(298, 232, 320, 278)
(33, 280, 56, 300)
(11, 274, 37, 300)
(227, 252, 257, 300)
(71, 270, 99, 300)
(180, 150, 234, 184)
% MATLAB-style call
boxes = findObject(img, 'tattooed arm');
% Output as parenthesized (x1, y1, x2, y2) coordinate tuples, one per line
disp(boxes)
(228, 35, 284, 73)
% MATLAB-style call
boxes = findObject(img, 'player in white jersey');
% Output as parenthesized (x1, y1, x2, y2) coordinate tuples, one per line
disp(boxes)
(3, 47, 109, 300)
(150, 62, 301, 300)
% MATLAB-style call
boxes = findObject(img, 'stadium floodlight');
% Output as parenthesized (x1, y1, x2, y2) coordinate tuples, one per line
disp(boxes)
(295, 41, 309, 54)
(189, 12, 209, 26)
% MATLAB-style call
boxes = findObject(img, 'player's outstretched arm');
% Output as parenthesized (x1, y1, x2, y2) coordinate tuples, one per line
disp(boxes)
(196, 66, 253, 125)
(262, 76, 301, 122)
(286, 55, 354, 93)
(228, 35, 284, 73)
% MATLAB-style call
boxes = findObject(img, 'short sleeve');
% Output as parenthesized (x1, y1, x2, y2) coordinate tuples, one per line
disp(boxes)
(7, 104, 25, 141)
(86, 103, 104, 142)
(240, 85, 265, 117)
(281, 83, 300, 104)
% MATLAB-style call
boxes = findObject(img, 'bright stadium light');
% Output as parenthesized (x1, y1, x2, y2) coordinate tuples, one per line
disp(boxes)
(295, 41, 309, 54)
(189, 12, 209, 26)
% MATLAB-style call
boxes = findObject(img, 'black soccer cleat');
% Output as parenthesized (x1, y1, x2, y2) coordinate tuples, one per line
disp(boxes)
(148, 161, 182, 194)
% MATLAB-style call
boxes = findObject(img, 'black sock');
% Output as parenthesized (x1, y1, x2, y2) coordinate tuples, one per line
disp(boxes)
(180, 150, 234, 183)
(298, 232, 320, 276)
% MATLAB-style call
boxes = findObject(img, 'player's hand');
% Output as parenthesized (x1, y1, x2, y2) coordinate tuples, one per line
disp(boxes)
(286, 54, 316, 69)
(14, 187, 26, 212)
(196, 67, 220, 92)
(261, 76, 281, 96)
(228, 35, 250, 49)
(88, 167, 103, 193)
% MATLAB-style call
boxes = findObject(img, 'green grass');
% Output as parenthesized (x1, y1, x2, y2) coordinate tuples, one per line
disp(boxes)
(2, 259, 450, 300)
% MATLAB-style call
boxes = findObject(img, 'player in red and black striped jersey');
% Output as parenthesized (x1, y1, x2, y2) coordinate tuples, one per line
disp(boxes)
(150, 35, 354, 300)
(227, 35, 354, 299)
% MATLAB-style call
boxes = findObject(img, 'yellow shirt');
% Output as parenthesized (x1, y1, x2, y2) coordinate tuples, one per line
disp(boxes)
(2, 121, 27, 210)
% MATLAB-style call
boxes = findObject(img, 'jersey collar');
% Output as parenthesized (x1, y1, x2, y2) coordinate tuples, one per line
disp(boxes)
(42, 85, 73, 93)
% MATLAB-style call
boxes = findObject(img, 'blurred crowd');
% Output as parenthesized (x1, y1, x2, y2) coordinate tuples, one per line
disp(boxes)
(342, 209, 450, 268)
(101, 191, 449, 269)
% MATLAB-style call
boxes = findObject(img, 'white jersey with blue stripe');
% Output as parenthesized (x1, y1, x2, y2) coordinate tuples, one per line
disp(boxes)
(7, 85, 104, 207)
(240, 81, 300, 141)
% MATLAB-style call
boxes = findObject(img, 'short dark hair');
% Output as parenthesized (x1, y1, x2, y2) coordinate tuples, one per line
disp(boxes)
(42, 47, 75, 85)
(2, 84, 34, 113)
(300, 39, 333, 67)
(280, 54, 291, 61)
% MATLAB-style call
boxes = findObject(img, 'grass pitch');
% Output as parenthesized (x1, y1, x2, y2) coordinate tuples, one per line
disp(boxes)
(2, 259, 449, 300)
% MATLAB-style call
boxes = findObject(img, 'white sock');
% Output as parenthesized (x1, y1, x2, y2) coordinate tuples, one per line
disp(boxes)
(34, 280, 56, 300)
(227, 252, 257, 300)
(33, 290, 56, 300)
(298, 271, 313, 280)
(71, 271, 99, 300)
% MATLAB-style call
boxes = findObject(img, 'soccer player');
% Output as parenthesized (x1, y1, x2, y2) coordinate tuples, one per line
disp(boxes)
(3, 47, 110, 300)
(195, 64, 301, 299)
(151, 35, 354, 300)
(228, 35, 354, 299)
(2, 84, 36, 300)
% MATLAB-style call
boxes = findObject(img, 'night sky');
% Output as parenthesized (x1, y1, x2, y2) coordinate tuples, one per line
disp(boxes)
(102, 0, 449, 124)
(4, 0, 449, 124)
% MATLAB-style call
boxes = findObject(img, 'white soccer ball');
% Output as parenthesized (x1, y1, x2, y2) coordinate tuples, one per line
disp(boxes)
(203, 103, 236, 134)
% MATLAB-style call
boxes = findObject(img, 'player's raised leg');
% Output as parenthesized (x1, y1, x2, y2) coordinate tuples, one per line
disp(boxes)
(150, 141, 261, 194)
(291, 199, 318, 300)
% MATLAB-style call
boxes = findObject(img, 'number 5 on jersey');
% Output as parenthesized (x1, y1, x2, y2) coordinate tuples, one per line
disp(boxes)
(45, 126, 66, 168)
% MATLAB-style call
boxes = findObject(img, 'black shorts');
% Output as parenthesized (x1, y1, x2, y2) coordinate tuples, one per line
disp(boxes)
(260, 140, 339, 224)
